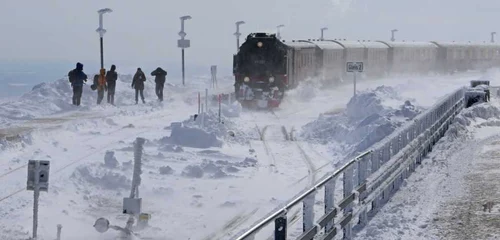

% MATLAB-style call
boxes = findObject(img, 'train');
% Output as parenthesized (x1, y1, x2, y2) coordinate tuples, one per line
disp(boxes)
(232, 32, 500, 109)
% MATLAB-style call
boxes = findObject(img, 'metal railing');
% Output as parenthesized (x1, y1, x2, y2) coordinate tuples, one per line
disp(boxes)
(232, 87, 466, 240)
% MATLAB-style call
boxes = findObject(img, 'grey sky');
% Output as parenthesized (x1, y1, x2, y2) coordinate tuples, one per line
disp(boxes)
(0, 0, 499, 72)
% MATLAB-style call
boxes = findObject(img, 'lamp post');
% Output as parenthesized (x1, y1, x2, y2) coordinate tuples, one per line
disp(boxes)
(96, 8, 112, 69)
(491, 32, 497, 43)
(320, 27, 328, 41)
(234, 21, 245, 52)
(277, 24, 285, 40)
(391, 29, 398, 42)
(178, 15, 192, 86)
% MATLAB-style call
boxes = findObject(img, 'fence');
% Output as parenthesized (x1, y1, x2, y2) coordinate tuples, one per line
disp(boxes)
(232, 87, 466, 240)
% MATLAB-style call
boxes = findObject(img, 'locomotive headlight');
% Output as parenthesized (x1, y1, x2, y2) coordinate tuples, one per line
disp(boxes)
(244, 77, 250, 82)
(269, 77, 275, 83)
(257, 42, 263, 48)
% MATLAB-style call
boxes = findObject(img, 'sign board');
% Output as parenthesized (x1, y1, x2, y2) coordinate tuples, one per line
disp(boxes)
(177, 39, 191, 48)
(27, 160, 50, 192)
(346, 62, 364, 72)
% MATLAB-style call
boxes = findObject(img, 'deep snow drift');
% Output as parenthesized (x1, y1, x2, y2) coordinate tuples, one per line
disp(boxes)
(300, 85, 422, 158)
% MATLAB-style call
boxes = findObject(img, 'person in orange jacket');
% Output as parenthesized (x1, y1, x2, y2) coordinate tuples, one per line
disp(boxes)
(96, 68, 107, 105)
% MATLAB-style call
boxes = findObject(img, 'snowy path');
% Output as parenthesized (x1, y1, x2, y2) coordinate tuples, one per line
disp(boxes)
(433, 135, 500, 240)
(353, 100, 500, 240)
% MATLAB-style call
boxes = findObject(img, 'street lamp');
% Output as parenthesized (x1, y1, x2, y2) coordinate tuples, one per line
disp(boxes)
(320, 27, 328, 41)
(277, 24, 285, 40)
(178, 15, 192, 86)
(491, 32, 497, 43)
(234, 21, 245, 52)
(391, 29, 398, 42)
(96, 8, 112, 69)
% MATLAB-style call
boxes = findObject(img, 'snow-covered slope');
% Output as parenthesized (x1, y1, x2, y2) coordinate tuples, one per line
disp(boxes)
(0, 70, 496, 240)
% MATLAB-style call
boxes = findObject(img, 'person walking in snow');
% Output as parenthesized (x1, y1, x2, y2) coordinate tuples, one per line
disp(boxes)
(96, 68, 107, 105)
(151, 67, 167, 102)
(106, 64, 118, 105)
(68, 62, 88, 106)
(132, 68, 146, 104)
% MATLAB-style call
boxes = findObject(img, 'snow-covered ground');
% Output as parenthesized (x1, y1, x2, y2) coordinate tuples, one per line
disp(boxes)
(0, 70, 497, 240)
(353, 93, 500, 240)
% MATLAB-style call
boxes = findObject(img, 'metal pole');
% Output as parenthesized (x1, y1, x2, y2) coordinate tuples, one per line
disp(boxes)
(205, 88, 208, 113)
(96, 8, 112, 70)
(236, 37, 240, 52)
(218, 94, 221, 123)
(198, 92, 201, 114)
(391, 29, 398, 42)
(100, 37, 104, 69)
(33, 161, 40, 239)
(182, 49, 185, 86)
(56, 224, 62, 240)
(354, 72, 357, 97)
(131, 138, 145, 199)
(320, 27, 328, 41)
(491, 32, 497, 43)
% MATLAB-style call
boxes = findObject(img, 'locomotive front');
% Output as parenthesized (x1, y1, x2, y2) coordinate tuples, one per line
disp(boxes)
(233, 33, 288, 109)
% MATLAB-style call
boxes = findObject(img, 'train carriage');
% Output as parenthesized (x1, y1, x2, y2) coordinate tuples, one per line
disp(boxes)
(359, 41, 389, 77)
(378, 41, 438, 74)
(304, 40, 344, 86)
(285, 41, 318, 88)
(431, 42, 472, 73)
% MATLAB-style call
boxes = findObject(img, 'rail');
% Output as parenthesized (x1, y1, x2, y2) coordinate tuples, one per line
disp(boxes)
(232, 87, 466, 240)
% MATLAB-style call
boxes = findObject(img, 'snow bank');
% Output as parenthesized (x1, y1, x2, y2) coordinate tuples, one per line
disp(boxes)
(0, 74, 174, 126)
(300, 86, 423, 155)
(180, 158, 255, 179)
(160, 122, 223, 149)
(445, 102, 500, 140)
(71, 164, 132, 190)
(0, 132, 33, 150)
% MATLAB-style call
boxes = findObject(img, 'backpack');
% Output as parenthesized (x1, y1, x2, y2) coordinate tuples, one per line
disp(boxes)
(90, 75, 99, 91)
(68, 70, 76, 83)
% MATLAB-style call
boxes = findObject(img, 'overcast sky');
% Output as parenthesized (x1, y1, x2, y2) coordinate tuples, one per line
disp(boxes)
(1, 0, 499, 73)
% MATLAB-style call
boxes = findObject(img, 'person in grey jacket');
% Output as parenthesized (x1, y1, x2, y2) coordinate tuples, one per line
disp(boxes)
(131, 68, 146, 104)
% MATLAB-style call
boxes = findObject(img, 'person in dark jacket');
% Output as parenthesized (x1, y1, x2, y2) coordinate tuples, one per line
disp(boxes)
(132, 68, 146, 104)
(68, 62, 88, 106)
(151, 67, 167, 102)
(106, 64, 118, 105)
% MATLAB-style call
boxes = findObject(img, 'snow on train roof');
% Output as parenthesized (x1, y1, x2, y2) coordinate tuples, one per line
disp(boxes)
(329, 40, 365, 49)
(284, 41, 317, 49)
(306, 41, 344, 49)
(432, 41, 500, 48)
(377, 41, 438, 48)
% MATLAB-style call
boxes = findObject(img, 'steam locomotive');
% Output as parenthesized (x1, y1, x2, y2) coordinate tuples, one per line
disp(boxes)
(232, 32, 500, 109)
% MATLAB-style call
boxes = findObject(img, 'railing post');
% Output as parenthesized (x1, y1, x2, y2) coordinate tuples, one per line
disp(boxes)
(325, 177, 336, 232)
(358, 154, 368, 225)
(275, 215, 287, 240)
(303, 193, 315, 232)
(343, 165, 354, 239)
